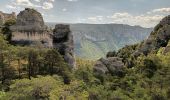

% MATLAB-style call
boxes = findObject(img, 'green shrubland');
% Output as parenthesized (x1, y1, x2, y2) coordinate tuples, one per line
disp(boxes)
(0, 20, 170, 100)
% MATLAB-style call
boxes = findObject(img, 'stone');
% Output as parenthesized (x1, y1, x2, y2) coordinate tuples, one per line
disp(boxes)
(10, 8, 52, 47)
(53, 24, 75, 68)
(93, 57, 125, 76)
(161, 15, 170, 25)
(137, 15, 170, 55)
(93, 61, 109, 74)
(162, 40, 170, 54)
(11, 8, 47, 31)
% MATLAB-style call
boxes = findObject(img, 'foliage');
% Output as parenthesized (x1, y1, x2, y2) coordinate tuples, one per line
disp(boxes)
(4, 76, 62, 100)
(1, 19, 16, 42)
(0, 26, 170, 99)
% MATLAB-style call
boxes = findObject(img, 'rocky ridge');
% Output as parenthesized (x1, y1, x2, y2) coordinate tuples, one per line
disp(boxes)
(135, 15, 170, 56)
(94, 15, 170, 76)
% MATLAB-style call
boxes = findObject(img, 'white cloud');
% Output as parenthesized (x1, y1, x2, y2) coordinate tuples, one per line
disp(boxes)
(87, 16, 104, 22)
(96, 16, 103, 21)
(86, 12, 163, 27)
(34, 0, 40, 2)
(12, 0, 41, 8)
(62, 8, 67, 12)
(8, 0, 54, 10)
(107, 12, 164, 27)
(67, 0, 78, 2)
(42, 2, 53, 9)
(6, 5, 16, 9)
(152, 7, 170, 13)
(147, 7, 170, 14)
(14, 0, 42, 7)
(48, 0, 55, 2)
(87, 17, 97, 21)
(107, 13, 132, 19)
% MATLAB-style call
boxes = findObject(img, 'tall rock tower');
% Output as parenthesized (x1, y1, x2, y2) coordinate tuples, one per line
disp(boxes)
(53, 24, 76, 69)
(10, 8, 52, 47)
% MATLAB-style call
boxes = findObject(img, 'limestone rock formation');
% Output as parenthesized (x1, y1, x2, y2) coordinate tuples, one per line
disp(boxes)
(10, 8, 52, 47)
(11, 8, 47, 31)
(135, 15, 170, 55)
(53, 24, 75, 68)
(93, 57, 125, 76)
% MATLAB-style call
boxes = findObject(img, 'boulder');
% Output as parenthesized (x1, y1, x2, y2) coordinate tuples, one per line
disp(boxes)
(93, 61, 109, 74)
(93, 57, 125, 77)
(53, 24, 75, 68)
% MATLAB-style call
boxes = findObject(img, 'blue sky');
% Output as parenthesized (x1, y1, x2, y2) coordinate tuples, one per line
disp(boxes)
(0, 0, 170, 27)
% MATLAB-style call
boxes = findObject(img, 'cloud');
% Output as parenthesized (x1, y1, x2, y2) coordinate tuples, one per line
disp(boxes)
(8, 0, 54, 10)
(42, 2, 53, 9)
(88, 17, 97, 21)
(147, 7, 170, 14)
(107, 13, 131, 19)
(48, 0, 55, 2)
(6, 5, 16, 9)
(34, 0, 40, 2)
(62, 8, 67, 12)
(67, 0, 78, 2)
(86, 12, 163, 27)
(107, 12, 164, 27)
(152, 7, 170, 13)
(87, 16, 104, 22)
(14, 0, 35, 7)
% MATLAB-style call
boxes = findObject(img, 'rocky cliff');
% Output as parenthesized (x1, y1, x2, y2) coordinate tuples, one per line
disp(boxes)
(11, 8, 47, 31)
(135, 15, 170, 56)
(9, 8, 76, 69)
(46, 23, 152, 59)
(10, 8, 52, 47)
(94, 15, 170, 76)
(53, 24, 75, 68)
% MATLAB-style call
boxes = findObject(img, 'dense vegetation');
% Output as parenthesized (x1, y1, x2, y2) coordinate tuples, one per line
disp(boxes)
(0, 20, 170, 100)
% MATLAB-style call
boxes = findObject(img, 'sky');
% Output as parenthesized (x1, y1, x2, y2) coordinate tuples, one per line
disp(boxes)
(0, 0, 170, 28)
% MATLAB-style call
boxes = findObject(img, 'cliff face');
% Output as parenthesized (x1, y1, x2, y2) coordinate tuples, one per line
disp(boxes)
(53, 24, 75, 68)
(135, 15, 170, 56)
(9, 8, 76, 68)
(94, 15, 170, 75)
(11, 8, 47, 31)
(70, 24, 152, 59)
(10, 8, 52, 47)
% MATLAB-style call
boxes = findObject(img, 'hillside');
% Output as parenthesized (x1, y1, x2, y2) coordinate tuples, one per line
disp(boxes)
(46, 23, 152, 59)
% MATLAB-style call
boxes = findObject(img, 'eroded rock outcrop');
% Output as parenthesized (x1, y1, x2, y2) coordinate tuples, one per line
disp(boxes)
(53, 24, 75, 68)
(135, 15, 170, 56)
(10, 8, 52, 47)
(94, 57, 125, 77)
